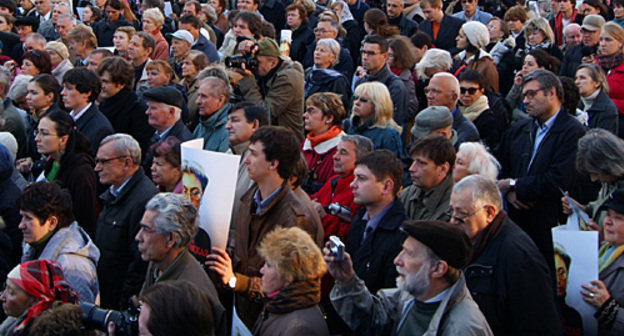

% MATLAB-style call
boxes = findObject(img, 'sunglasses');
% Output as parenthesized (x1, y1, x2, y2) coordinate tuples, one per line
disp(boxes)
(353, 95, 371, 103)
(460, 87, 480, 94)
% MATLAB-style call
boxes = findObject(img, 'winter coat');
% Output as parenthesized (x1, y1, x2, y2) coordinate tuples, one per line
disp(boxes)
(599, 248, 624, 335)
(151, 30, 169, 61)
(419, 14, 464, 53)
(0, 145, 20, 269)
(95, 168, 157, 309)
(458, 50, 500, 93)
(606, 61, 624, 116)
(289, 22, 315, 64)
(22, 222, 100, 303)
(399, 173, 453, 221)
(192, 103, 230, 152)
(487, 36, 516, 94)
(50, 59, 73, 84)
(344, 118, 404, 160)
(311, 173, 361, 241)
(388, 13, 419, 37)
(300, 131, 344, 194)
(304, 67, 352, 112)
(560, 43, 596, 78)
(99, 88, 153, 154)
(93, 17, 133, 47)
(239, 58, 305, 141)
(452, 108, 480, 148)
(464, 213, 562, 335)
(579, 89, 619, 134)
(74, 103, 114, 156)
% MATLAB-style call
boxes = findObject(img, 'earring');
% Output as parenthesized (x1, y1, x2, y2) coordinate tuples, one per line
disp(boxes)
(325, 120, 331, 124)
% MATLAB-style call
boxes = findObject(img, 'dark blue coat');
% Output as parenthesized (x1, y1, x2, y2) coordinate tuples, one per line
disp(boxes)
(74, 103, 114, 156)
(419, 14, 464, 54)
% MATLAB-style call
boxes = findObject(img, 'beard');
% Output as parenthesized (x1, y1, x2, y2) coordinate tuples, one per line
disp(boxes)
(396, 261, 431, 298)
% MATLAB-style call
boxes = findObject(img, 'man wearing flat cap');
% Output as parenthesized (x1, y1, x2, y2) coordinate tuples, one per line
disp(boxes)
(230, 37, 305, 141)
(141, 85, 193, 173)
(326, 219, 493, 336)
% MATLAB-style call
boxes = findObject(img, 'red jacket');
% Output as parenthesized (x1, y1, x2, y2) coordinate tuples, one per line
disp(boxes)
(312, 173, 361, 241)
(300, 133, 343, 193)
(606, 61, 624, 115)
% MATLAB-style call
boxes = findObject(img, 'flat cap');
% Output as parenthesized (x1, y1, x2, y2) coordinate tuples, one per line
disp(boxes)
(411, 106, 453, 139)
(256, 38, 280, 57)
(401, 220, 472, 269)
(582, 14, 605, 32)
(142, 86, 184, 109)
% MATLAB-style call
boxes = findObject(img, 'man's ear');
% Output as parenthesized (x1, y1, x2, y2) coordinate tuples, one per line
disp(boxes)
(269, 159, 279, 171)
(382, 177, 394, 195)
(430, 259, 449, 279)
(251, 119, 260, 131)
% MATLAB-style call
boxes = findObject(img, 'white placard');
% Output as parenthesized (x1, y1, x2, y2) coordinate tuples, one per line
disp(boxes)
(232, 305, 252, 336)
(164, 1, 173, 18)
(181, 139, 240, 250)
(552, 226, 599, 336)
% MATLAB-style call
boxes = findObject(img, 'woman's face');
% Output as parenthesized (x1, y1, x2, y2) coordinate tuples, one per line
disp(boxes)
(581, 4, 600, 15)
(95, 0, 106, 8)
(487, 20, 503, 42)
(151, 156, 181, 190)
(604, 208, 624, 246)
(388, 47, 396, 68)
(232, 19, 252, 38)
(113, 31, 130, 52)
(0, 280, 35, 317)
(575, 67, 601, 97)
(456, 28, 469, 50)
(142, 17, 157, 33)
(26, 82, 54, 111)
(303, 104, 331, 134)
(286, 9, 302, 29)
(35, 117, 65, 156)
(313, 44, 334, 68)
(81, 6, 93, 23)
(0, 16, 11, 32)
(147, 68, 171, 88)
(452, 150, 470, 182)
(527, 28, 546, 46)
(331, 4, 342, 18)
(599, 30, 623, 56)
(458, 80, 484, 107)
(209, 0, 222, 14)
(352, 92, 375, 123)
(181, 57, 198, 79)
(21, 59, 39, 76)
(260, 258, 288, 294)
(106, 5, 121, 22)
(48, 51, 62, 67)
(522, 55, 541, 73)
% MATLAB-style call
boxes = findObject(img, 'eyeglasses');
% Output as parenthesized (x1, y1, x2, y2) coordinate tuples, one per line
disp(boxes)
(450, 206, 486, 223)
(34, 129, 57, 137)
(313, 28, 327, 33)
(94, 156, 127, 165)
(424, 87, 442, 95)
(521, 87, 545, 100)
(460, 87, 480, 94)
(360, 48, 381, 56)
(386, 3, 400, 7)
(353, 95, 371, 103)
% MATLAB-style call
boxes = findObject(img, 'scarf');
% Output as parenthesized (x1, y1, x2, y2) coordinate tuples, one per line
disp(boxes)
(261, 278, 321, 315)
(599, 243, 624, 272)
(598, 50, 624, 72)
(9, 260, 79, 334)
(306, 125, 342, 148)
(580, 88, 601, 113)
(460, 94, 489, 122)
(525, 40, 552, 54)
(470, 211, 505, 262)
(554, 10, 577, 46)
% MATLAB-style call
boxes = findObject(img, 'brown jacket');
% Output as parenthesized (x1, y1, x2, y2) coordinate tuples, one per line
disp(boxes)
(466, 54, 499, 93)
(233, 182, 324, 328)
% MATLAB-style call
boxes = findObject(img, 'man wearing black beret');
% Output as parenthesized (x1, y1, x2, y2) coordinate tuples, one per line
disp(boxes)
(326, 219, 493, 336)
(141, 85, 193, 174)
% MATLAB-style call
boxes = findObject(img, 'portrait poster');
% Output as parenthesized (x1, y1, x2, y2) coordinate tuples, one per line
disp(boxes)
(181, 139, 240, 250)
(552, 226, 599, 336)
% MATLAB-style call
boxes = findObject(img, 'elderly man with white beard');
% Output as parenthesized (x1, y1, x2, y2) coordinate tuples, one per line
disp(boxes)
(325, 220, 493, 336)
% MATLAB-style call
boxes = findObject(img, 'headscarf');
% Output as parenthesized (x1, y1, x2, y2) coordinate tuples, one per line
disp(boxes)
(333, 1, 354, 23)
(7, 259, 79, 334)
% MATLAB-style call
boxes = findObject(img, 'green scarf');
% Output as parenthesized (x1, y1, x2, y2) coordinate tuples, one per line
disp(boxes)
(598, 243, 624, 272)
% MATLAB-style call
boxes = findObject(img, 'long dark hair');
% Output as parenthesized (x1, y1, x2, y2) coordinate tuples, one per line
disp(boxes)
(41, 109, 91, 157)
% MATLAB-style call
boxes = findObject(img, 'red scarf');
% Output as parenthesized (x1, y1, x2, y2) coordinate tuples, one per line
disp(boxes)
(306, 125, 342, 148)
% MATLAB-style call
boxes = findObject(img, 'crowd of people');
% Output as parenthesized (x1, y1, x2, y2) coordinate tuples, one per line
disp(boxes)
(0, 0, 623, 333)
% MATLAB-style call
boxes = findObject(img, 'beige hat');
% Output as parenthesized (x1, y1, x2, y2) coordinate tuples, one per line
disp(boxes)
(582, 14, 606, 32)
(45, 41, 69, 60)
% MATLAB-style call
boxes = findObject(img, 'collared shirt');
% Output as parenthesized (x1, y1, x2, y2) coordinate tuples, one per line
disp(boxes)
(70, 102, 92, 121)
(39, 11, 51, 23)
(528, 109, 560, 170)
(109, 175, 133, 197)
(253, 184, 282, 214)
(154, 124, 175, 141)
(361, 202, 394, 242)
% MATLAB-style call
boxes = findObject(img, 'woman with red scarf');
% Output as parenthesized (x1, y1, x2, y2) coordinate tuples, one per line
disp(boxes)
(301, 92, 346, 194)
(0, 259, 79, 336)
(598, 22, 624, 138)
(142, 8, 169, 61)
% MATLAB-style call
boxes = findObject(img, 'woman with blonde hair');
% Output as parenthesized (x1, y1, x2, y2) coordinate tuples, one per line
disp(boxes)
(142, 8, 169, 61)
(521, 17, 563, 60)
(344, 82, 403, 159)
(598, 22, 624, 137)
(252, 226, 328, 336)
(575, 63, 618, 132)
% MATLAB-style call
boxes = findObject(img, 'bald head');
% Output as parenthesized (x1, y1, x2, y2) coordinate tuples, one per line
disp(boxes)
(426, 72, 459, 111)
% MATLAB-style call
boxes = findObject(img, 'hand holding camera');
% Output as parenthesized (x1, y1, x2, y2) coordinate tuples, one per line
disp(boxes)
(323, 236, 354, 284)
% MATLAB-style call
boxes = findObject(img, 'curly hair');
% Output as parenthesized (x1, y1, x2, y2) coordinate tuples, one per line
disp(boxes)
(16, 182, 74, 228)
(305, 92, 345, 128)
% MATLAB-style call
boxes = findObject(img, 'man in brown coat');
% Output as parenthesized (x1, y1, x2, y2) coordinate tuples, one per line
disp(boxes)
(207, 126, 324, 328)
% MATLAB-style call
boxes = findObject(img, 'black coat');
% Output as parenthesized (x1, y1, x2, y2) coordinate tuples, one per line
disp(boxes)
(260, 0, 286, 32)
(495, 109, 585, 271)
(289, 22, 315, 64)
(465, 213, 562, 335)
(93, 17, 133, 47)
(99, 88, 153, 155)
(559, 43, 595, 78)
(304, 67, 352, 111)
(74, 103, 114, 156)
(419, 14, 464, 54)
(303, 42, 354, 80)
(141, 119, 193, 174)
(95, 168, 157, 309)
(388, 13, 419, 38)
(452, 107, 480, 148)
(579, 89, 619, 134)
(0, 145, 21, 266)
(346, 199, 407, 295)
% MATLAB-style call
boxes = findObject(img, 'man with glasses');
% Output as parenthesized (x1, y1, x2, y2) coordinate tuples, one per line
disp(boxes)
(354, 35, 409, 139)
(302, 19, 354, 78)
(450, 175, 561, 334)
(399, 134, 455, 221)
(386, 0, 419, 37)
(495, 69, 585, 275)
(94, 133, 157, 310)
(452, 0, 492, 24)
(560, 14, 605, 77)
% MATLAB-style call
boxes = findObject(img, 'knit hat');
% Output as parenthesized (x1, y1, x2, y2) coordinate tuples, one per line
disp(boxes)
(45, 41, 70, 60)
(462, 21, 490, 50)
(401, 220, 472, 269)
(411, 106, 453, 139)
(256, 38, 281, 57)
(0, 132, 17, 162)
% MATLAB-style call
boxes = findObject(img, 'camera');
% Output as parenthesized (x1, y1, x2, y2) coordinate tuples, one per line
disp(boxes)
(326, 203, 353, 223)
(80, 302, 139, 336)
(224, 55, 258, 71)
(329, 235, 345, 261)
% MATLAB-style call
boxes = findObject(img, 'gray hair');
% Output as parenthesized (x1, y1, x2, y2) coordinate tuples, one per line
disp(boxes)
(452, 174, 503, 212)
(415, 48, 452, 80)
(456, 142, 500, 182)
(0, 66, 11, 95)
(576, 128, 624, 178)
(7, 74, 33, 101)
(143, 7, 164, 28)
(199, 76, 230, 101)
(564, 23, 581, 35)
(53, 1, 70, 12)
(57, 13, 76, 25)
(523, 69, 563, 102)
(99, 133, 142, 164)
(25, 32, 47, 46)
(145, 193, 198, 248)
(341, 134, 373, 160)
(317, 38, 341, 66)
(197, 64, 232, 93)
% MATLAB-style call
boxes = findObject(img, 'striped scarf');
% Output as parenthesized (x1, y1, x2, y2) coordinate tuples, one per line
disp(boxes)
(598, 243, 624, 273)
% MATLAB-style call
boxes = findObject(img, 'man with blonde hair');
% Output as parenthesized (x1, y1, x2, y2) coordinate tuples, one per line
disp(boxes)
(66, 23, 97, 66)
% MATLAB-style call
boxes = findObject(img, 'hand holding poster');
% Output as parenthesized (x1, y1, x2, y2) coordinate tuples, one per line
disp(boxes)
(181, 139, 240, 250)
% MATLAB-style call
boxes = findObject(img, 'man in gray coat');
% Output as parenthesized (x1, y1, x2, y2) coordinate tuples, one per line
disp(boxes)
(326, 219, 493, 336)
